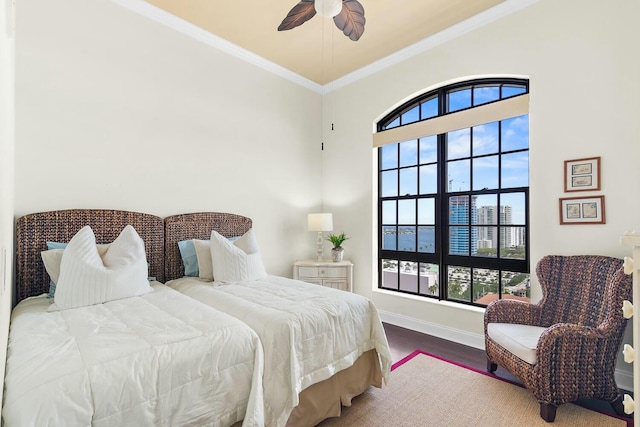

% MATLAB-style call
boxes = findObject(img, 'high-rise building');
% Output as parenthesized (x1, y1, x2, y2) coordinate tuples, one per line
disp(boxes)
(449, 195, 477, 255)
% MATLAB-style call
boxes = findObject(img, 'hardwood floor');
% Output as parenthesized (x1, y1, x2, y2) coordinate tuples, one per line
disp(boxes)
(382, 322, 631, 419)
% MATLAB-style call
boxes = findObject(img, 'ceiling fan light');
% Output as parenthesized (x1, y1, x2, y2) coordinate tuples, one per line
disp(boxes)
(315, 0, 342, 18)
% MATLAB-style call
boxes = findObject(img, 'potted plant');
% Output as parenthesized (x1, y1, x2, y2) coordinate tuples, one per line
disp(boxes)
(327, 232, 348, 262)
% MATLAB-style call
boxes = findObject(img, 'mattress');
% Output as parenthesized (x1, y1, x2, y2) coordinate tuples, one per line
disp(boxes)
(166, 275, 392, 427)
(3, 283, 265, 427)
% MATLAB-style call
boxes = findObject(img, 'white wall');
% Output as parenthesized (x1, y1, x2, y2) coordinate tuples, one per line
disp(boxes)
(323, 0, 640, 385)
(0, 0, 14, 412)
(14, 0, 323, 276)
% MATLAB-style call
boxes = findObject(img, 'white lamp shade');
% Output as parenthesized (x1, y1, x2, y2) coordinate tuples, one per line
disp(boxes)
(314, 0, 342, 18)
(308, 213, 333, 232)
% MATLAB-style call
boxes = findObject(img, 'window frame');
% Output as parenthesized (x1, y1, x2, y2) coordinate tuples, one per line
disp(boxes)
(376, 78, 530, 307)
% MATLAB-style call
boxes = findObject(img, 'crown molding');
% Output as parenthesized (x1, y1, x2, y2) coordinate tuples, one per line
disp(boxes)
(110, 0, 323, 93)
(111, 0, 538, 94)
(326, 0, 539, 93)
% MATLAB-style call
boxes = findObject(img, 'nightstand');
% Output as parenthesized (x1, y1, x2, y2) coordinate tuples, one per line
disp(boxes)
(293, 259, 353, 292)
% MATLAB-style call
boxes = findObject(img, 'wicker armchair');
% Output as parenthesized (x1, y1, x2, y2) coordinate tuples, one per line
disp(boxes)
(484, 255, 632, 422)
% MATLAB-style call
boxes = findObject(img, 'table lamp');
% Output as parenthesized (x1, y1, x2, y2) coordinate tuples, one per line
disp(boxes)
(307, 213, 333, 261)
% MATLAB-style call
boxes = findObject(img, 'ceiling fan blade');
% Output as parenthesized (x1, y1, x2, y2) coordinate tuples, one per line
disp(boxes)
(333, 0, 365, 41)
(278, 0, 317, 31)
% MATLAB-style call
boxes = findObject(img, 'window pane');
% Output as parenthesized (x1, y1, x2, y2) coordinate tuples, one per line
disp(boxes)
(500, 227, 526, 259)
(449, 226, 469, 255)
(502, 85, 526, 99)
(398, 226, 416, 252)
(473, 121, 498, 156)
(421, 97, 438, 120)
(418, 226, 435, 253)
(500, 192, 526, 225)
(501, 151, 529, 188)
(473, 268, 499, 304)
(501, 115, 529, 152)
(419, 263, 439, 296)
(418, 198, 435, 224)
(501, 271, 530, 301)
(383, 117, 400, 130)
(419, 164, 437, 194)
(381, 259, 398, 289)
(401, 106, 420, 126)
(419, 135, 437, 164)
(473, 155, 499, 191)
(398, 199, 416, 224)
(475, 226, 497, 257)
(381, 170, 398, 197)
(382, 200, 396, 224)
(448, 266, 470, 302)
(399, 261, 418, 292)
(380, 144, 398, 169)
(447, 88, 471, 112)
(449, 196, 469, 225)
(399, 140, 418, 167)
(447, 160, 470, 192)
(399, 167, 418, 196)
(476, 194, 497, 224)
(382, 226, 396, 250)
(447, 128, 470, 160)
(473, 85, 500, 106)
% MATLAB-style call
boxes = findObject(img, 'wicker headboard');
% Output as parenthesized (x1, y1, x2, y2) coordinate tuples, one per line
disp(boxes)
(164, 212, 252, 281)
(15, 209, 165, 303)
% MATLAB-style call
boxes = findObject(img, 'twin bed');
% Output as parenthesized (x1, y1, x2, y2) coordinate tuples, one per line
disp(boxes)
(4, 209, 391, 426)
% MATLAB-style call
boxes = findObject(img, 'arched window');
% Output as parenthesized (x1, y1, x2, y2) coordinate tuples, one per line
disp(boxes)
(375, 77, 529, 306)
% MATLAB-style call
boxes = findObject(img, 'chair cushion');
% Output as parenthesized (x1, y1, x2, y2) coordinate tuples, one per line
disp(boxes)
(487, 323, 547, 365)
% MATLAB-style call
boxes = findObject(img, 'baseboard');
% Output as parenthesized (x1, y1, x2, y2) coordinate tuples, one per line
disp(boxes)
(379, 310, 485, 350)
(379, 310, 634, 392)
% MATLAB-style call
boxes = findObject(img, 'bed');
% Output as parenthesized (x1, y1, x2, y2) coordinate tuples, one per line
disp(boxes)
(163, 212, 392, 427)
(4, 209, 265, 427)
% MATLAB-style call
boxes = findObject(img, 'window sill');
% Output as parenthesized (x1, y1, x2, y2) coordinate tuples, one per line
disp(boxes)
(373, 287, 486, 314)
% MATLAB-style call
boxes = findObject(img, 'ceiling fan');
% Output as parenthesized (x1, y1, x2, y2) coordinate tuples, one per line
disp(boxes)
(278, 0, 366, 41)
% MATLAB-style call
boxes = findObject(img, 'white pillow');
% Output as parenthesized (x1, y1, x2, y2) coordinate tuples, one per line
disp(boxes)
(41, 249, 65, 286)
(193, 239, 214, 281)
(210, 229, 267, 282)
(42, 244, 110, 288)
(54, 225, 152, 310)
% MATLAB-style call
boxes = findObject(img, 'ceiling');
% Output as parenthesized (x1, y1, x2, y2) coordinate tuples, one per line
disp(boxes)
(143, 0, 507, 85)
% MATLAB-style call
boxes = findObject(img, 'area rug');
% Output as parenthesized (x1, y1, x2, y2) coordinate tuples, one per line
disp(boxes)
(319, 350, 632, 427)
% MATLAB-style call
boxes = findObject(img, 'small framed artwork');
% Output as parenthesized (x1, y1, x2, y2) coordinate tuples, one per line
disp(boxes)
(564, 157, 600, 192)
(559, 195, 606, 224)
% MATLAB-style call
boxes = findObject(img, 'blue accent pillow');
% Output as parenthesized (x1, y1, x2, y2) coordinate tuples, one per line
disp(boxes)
(178, 240, 199, 277)
(45, 241, 67, 297)
(47, 241, 67, 250)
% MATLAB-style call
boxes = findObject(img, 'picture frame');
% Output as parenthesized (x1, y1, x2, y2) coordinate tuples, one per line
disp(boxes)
(559, 195, 605, 224)
(564, 157, 600, 192)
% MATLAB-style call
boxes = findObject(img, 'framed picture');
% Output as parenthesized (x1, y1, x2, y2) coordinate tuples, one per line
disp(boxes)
(559, 195, 606, 224)
(564, 157, 600, 192)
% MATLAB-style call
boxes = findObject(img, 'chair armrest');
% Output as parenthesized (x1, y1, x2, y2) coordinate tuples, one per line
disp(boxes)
(484, 300, 543, 328)
(536, 323, 606, 367)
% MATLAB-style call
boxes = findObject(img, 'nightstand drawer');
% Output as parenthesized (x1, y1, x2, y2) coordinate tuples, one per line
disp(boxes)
(293, 260, 353, 292)
(298, 266, 348, 278)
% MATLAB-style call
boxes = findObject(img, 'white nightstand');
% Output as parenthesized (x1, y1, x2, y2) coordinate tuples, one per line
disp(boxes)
(293, 259, 353, 292)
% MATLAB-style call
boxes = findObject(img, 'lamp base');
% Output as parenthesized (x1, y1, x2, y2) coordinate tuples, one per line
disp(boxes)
(316, 231, 324, 261)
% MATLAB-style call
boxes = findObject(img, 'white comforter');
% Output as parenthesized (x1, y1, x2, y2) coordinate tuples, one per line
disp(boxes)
(167, 276, 392, 427)
(3, 283, 265, 427)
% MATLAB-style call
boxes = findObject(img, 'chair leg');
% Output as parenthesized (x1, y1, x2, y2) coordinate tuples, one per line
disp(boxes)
(486, 357, 497, 373)
(610, 395, 626, 416)
(540, 403, 557, 422)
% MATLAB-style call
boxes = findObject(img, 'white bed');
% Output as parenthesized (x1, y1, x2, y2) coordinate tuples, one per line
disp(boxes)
(6, 209, 266, 427)
(4, 283, 265, 427)
(163, 212, 392, 427)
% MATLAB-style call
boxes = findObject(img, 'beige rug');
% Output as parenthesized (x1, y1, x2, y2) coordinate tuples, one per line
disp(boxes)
(319, 351, 631, 427)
